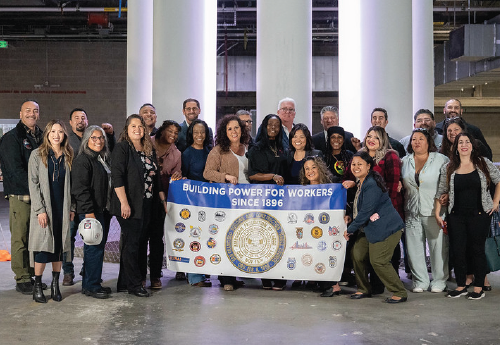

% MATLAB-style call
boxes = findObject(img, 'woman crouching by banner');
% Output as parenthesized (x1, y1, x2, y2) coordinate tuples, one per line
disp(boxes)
(111, 115, 166, 297)
(344, 151, 407, 303)
(203, 114, 250, 291)
(248, 114, 287, 290)
(299, 156, 343, 297)
(72, 125, 112, 299)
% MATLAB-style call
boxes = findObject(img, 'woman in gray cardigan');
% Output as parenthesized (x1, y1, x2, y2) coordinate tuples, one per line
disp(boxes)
(28, 120, 73, 303)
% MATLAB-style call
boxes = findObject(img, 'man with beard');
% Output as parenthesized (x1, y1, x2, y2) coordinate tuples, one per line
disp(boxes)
(435, 98, 491, 157)
(139, 103, 158, 136)
(63, 108, 115, 286)
(176, 98, 213, 152)
(236, 109, 255, 148)
(0, 100, 43, 294)
(400, 109, 443, 154)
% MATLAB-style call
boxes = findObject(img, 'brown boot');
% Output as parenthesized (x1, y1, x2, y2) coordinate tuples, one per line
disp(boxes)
(62, 273, 74, 286)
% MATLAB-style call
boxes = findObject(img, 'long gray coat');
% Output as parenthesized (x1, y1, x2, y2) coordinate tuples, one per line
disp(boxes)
(28, 148, 72, 267)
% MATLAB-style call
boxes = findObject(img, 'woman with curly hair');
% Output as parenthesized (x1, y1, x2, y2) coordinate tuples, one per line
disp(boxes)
(203, 114, 249, 291)
(344, 151, 407, 303)
(28, 119, 73, 303)
(435, 132, 500, 300)
(111, 114, 166, 297)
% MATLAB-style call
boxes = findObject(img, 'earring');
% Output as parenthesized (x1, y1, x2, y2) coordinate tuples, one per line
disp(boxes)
(455, 150, 458, 155)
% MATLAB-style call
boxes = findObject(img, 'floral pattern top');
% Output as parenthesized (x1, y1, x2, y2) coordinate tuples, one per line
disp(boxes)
(137, 150, 157, 199)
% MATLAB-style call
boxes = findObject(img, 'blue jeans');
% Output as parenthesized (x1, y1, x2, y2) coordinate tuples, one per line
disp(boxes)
(79, 212, 110, 292)
(187, 273, 206, 285)
(62, 216, 80, 275)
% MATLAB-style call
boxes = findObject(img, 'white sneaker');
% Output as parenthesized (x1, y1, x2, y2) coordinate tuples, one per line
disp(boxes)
(430, 288, 444, 293)
(412, 287, 424, 293)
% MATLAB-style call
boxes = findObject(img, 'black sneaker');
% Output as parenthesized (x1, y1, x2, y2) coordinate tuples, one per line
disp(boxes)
(467, 290, 485, 300)
(446, 288, 468, 298)
(16, 282, 33, 295)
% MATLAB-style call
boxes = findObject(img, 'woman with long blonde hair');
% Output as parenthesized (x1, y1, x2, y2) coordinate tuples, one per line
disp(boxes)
(28, 119, 73, 303)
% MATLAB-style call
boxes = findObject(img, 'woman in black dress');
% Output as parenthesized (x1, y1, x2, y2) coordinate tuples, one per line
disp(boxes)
(28, 119, 74, 303)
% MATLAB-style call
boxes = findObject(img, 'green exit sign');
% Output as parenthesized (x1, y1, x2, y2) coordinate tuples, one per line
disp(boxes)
(0, 41, 8, 48)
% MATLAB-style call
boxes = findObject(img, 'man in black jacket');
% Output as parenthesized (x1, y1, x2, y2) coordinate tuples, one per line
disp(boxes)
(0, 100, 43, 294)
(435, 98, 492, 158)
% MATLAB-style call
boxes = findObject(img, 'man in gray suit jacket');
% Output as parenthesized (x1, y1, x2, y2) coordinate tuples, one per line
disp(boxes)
(312, 106, 356, 154)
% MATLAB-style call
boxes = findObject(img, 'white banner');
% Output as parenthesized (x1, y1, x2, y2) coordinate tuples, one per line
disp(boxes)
(165, 180, 347, 281)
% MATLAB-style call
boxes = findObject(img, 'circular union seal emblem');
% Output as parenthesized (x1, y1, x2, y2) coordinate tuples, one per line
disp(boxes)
(225, 212, 286, 274)
(301, 254, 313, 266)
(198, 210, 206, 222)
(173, 238, 185, 251)
(319, 212, 330, 224)
(210, 254, 221, 265)
(208, 224, 219, 235)
(304, 213, 314, 224)
(214, 211, 226, 222)
(175, 222, 186, 233)
(207, 237, 216, 249)
(311, 226, 323, 239)
(328, 226, 340, 236)
(190, 226, 201, 238)
(315, 262, 326, 274)
(329, 256, 337, 268)
(317, 240, 327, 251)
(333, 240, 342, 250)
(180, 208, 191, 220)
(194, 256, 205, 267)
(190, 241, 201, 252)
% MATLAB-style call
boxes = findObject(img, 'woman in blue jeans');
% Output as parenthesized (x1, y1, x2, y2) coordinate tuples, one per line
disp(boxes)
(72, 125, 112, 299)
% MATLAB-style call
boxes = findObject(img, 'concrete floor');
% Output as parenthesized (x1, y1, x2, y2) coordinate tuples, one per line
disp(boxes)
(1, 194, 500, 345)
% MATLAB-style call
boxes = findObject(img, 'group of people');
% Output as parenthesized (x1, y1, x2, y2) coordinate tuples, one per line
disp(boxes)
(0, 97, 498, 304)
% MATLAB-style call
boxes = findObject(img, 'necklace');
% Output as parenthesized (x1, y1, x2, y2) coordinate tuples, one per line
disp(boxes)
(269, 143, 279, 157)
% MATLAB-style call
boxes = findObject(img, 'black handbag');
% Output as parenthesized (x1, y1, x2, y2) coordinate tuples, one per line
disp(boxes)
(485, 211, 500, 272)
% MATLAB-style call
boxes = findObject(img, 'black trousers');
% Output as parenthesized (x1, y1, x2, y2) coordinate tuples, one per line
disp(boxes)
(148, 207, 165, 280)
(447, 209, 491, 288)
(117, 198, 153, 292)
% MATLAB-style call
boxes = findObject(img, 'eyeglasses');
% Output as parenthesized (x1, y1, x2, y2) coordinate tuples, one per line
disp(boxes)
(279, 108, 295, 113)
(243, 120, 253, 124)
(185, 107, 199, 112)
(90, 136, 105, 142)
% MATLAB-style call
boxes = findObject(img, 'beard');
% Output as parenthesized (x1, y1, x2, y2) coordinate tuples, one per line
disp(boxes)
(76, 124, 86, 132)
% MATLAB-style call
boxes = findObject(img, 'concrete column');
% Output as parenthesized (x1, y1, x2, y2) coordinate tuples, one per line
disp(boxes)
(256, 0, 312, 129)
(339, 0, 413, 139)
(127, 0, 153, 116)
(413, 0, 434, 116)
(152, 0, 217, 129)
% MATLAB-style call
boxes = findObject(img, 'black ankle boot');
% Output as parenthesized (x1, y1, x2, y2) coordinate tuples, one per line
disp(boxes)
(33, 275, 47, 303)
(51, 271, 62, 302)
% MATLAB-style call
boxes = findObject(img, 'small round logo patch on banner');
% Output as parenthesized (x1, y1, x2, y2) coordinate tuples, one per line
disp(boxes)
(190, 226, 201, 238)
(287, 257, 296, 270)
(180, 208, 191, 220)
(329, 256, 337, 268)
(319, 212, 330, 224)
(311, 226, 323, 239)
(173, 238, 185, 251)
(175, 222, 186, 233)
(214, 211, 226, 222)
(198, 210, 206, 222)
(210, 254, 221, 265)
(328, 226, 340, 236)
(315, 262, 326, 274)
(207, 237, 216, 249)
(208, 224, 219, 235)
(333, 241, 342, 251)
(190, 241, 201, 252)
(304, 213, 314, 224)
(317, 241, 327, 251)
(288, 213, 297, 224)
(301, 254, 313, 266)
(226, 211, 286, 274)
(194, 256, 205, 267)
